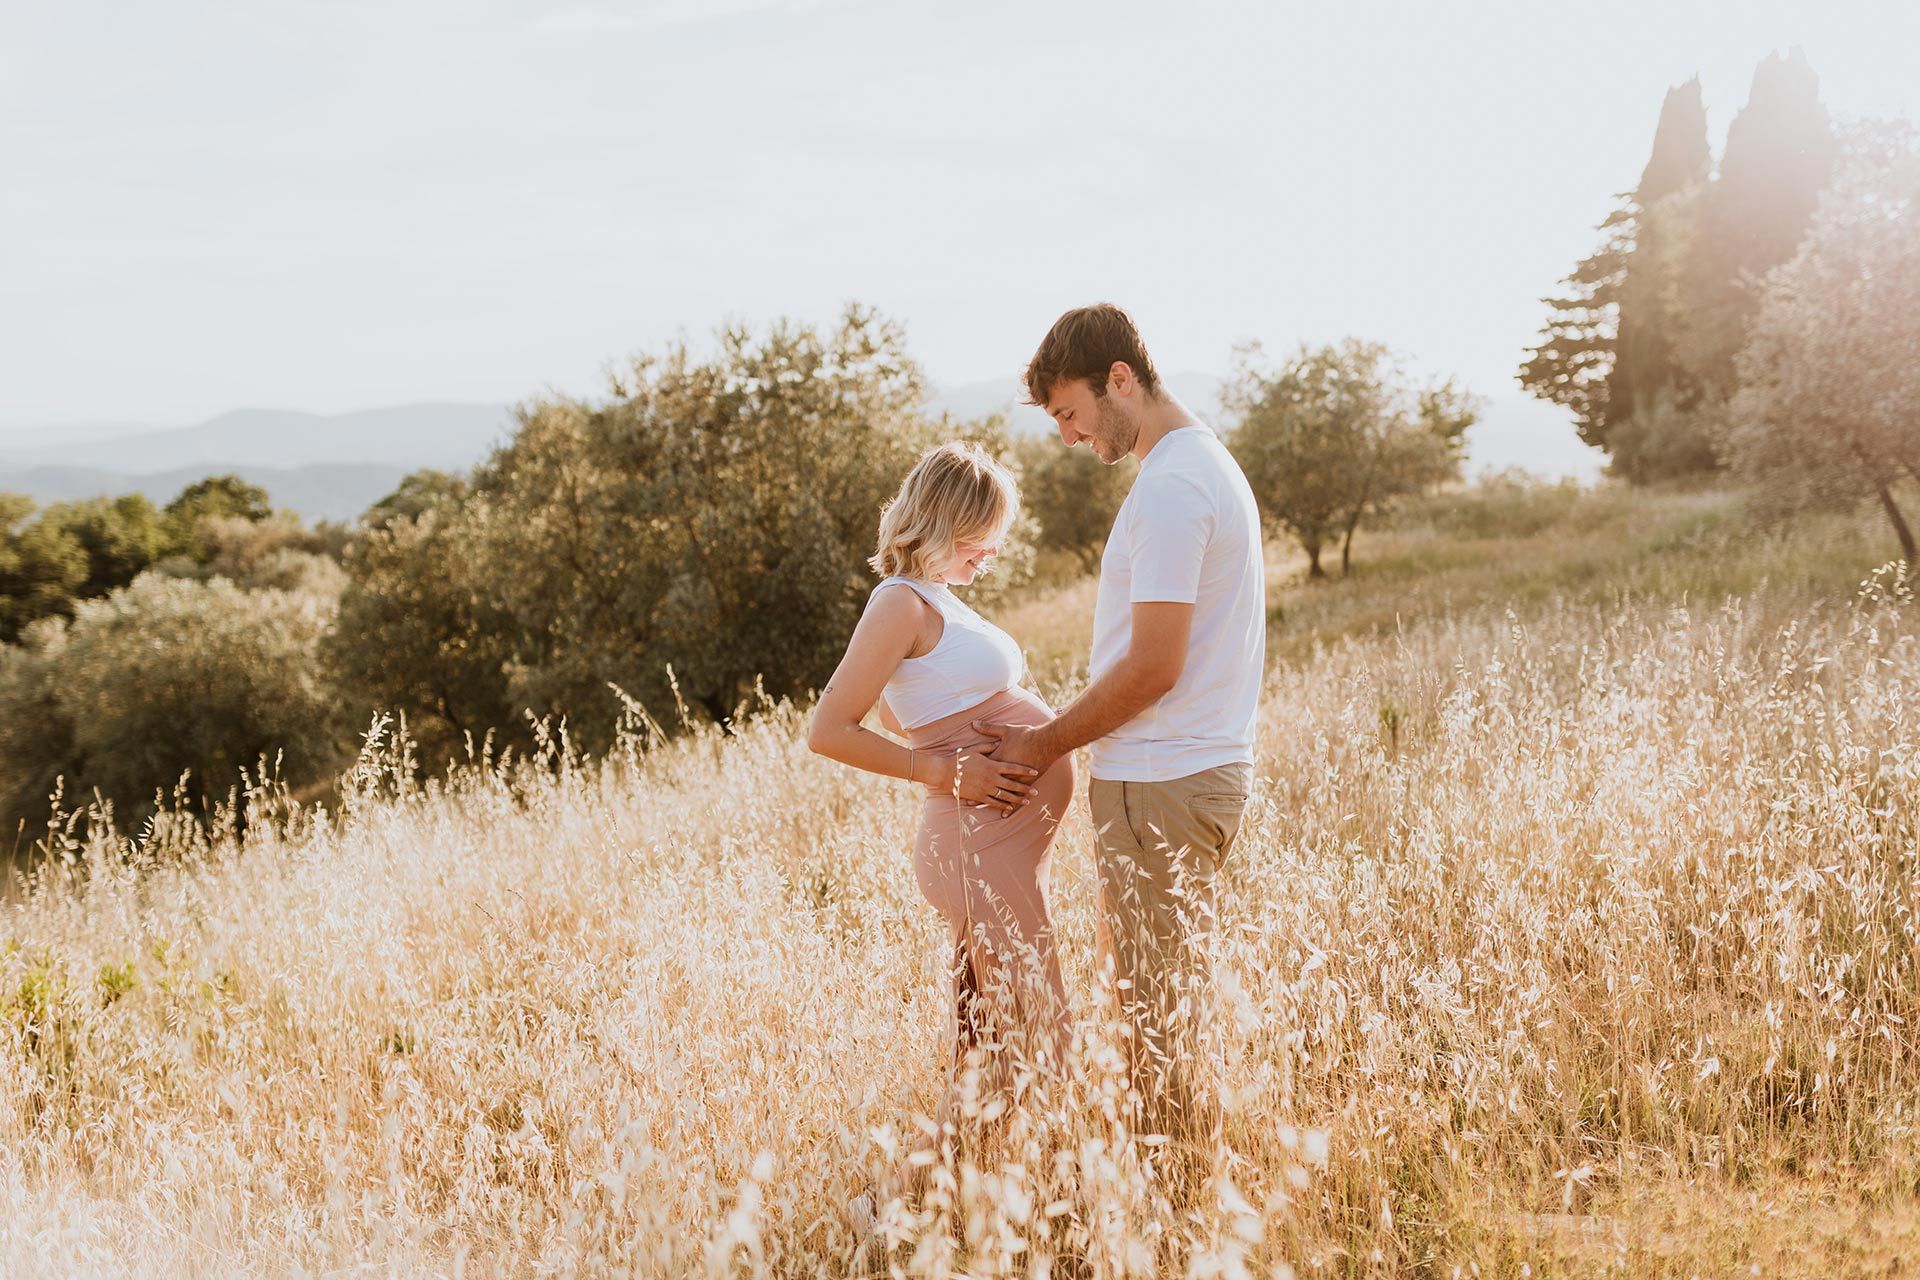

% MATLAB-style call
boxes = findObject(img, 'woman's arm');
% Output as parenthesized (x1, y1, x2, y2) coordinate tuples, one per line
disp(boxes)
(808, 587, 1039, 813)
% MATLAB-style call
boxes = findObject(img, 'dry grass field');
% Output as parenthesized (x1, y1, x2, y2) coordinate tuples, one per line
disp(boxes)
(4, 482, 1920, 1278)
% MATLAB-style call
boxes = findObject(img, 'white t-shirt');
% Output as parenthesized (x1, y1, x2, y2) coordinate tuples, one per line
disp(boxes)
(1089, 425, 1265, 782)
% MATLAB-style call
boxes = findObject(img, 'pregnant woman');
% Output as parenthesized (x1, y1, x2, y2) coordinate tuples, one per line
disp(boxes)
(809, 442, 1074, 1098)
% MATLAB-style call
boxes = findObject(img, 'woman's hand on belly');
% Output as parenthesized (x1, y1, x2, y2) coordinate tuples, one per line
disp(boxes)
(928, 747, 1041, 815)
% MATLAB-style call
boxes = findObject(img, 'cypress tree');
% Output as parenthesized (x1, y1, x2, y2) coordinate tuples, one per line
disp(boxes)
(1684, 47, 1837, 397)
(1527, 54, 1839, 483)
(1638, 76, 1712, 204)
(1518, 202, 1629, 450)
(1521, 78, 1708, 461)
(1611, 77, 1712, 474)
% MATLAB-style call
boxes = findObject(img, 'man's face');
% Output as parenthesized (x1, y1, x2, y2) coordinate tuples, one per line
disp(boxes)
(1044, 376, 1137, 465)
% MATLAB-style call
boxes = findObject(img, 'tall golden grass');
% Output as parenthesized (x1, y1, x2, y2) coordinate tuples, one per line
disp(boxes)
(3, 486, 1918, 1277)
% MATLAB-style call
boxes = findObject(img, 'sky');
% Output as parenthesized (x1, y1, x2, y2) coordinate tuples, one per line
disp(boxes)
(3, 0, 1918, 435)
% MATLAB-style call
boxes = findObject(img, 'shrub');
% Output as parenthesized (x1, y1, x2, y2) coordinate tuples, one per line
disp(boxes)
(0, 574, 344, 834)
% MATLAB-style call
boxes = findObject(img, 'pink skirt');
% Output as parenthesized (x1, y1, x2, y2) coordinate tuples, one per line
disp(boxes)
(906, 686, 1074, 1066)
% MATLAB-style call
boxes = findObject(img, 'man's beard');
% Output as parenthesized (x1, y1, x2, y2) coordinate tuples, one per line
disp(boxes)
(1090, 396, 1137, 464)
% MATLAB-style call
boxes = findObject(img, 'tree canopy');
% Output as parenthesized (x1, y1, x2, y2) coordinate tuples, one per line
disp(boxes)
(1725, 123, 1920, 569)
(328, 306, 980, 748)
(1013, 434, 1136, 574)
(0, 478, 281, 643)
(1522, 52, 1837, 483)
(1226, 340, 1475, 578)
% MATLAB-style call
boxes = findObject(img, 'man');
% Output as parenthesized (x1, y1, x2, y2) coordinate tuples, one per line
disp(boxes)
(975, 302, 1265, 1161)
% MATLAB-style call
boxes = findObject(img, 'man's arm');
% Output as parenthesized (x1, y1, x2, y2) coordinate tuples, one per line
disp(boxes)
(976, 600, 1192, 773)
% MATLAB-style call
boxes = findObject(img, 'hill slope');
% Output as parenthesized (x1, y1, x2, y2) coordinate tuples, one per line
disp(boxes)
(2, 489, 1915, 1274)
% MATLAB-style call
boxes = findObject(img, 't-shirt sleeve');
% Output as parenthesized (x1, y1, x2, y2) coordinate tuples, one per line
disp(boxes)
(1127, 472, 1214, 604)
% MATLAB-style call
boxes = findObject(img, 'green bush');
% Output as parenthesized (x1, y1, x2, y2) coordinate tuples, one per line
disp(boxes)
(1013, 434, 1135, 575)
(326, 507, 518, 771)
(0, 574, 345, 834)
(327, 308, 978, 748)
(3, 478, 293, 644)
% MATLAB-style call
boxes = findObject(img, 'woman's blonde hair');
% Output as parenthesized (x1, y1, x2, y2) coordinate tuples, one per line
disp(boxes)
(870, 441, 1019, 581)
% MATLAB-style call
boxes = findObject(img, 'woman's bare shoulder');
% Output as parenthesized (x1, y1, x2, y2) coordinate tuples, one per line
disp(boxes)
(863, 581, 942, 656)
(860, 580, 935, 634)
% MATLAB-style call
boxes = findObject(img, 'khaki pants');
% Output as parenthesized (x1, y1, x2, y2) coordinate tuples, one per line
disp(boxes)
(1088, 762, 1251, 1157)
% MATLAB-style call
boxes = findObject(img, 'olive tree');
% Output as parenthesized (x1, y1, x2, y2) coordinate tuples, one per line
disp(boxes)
(3, 479, 288, 643)
(474, 306, 934, 737)
(1013, 433, 1136, 574)
(0, 574, 343, 832)
(1226, 340, 1476, 577)
(0, 494, 86, 643)
(163, 474, 273, 560)
(325, 503, 517, 770)
(326, 307, 957, 752)
(1725, 124, 1920, 569)
(0, 617, 80, 836)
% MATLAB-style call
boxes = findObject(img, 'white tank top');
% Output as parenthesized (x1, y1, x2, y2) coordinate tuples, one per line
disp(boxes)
(867, 576, 1025, 729)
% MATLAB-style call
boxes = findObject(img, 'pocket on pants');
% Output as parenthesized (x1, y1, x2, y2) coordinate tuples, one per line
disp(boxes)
(1182, 791, 1248, 866)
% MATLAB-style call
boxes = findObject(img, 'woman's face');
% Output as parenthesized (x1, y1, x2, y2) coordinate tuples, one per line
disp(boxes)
(938, 527, 1003, 585)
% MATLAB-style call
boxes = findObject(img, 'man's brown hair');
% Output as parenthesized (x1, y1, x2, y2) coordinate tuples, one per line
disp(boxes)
(1023, 303, 1162, 406)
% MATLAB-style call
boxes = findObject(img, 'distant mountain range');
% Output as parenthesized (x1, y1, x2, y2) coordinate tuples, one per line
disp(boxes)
(0, 403, 516, 523)
(0, 381, 1600, 523)
(0, 402, 517, 473)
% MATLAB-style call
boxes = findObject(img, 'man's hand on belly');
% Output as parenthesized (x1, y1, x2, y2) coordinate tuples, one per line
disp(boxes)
(973, 720, 1059, 778)
(981, 602, 1190, 774)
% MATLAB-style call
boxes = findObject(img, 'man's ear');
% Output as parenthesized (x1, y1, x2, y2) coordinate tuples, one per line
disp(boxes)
(1108, 361, 1136, 398)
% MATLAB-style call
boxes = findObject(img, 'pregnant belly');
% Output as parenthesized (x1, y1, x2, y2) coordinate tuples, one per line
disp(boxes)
(905, 686, 1053, 752)
(908, 686, 1075, 830)
(911, 683, 1076, 865)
